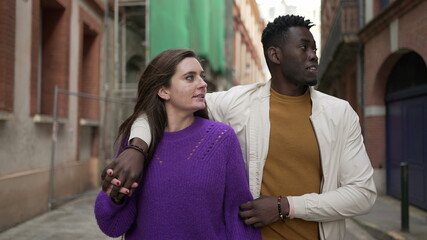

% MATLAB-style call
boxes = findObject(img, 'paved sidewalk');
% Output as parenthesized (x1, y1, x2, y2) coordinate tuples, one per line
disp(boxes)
(0, 190, 119, 240)
(0, 189, 378, 240)
(353, 195, 427, 240)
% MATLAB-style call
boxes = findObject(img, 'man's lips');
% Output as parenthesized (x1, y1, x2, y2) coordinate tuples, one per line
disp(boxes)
(306, 65, 318, 71)
(305, 65, 318, 73)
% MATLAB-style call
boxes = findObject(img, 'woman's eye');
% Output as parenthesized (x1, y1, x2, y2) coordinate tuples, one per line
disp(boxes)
(300, 45, 307, 50)
(186, 75, 194, 81)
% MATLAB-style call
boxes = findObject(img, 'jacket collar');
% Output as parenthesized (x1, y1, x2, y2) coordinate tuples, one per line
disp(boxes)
(259, 79, 271, 99)
(263, 80, 320, 116)
(309, 87, 319, 117)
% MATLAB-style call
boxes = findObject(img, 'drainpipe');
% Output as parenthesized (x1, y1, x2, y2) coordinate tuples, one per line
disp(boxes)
(99, 0, 110, 178)
(357, 0, 366, 135)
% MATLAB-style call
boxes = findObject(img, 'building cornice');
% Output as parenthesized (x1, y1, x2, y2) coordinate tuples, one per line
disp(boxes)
(233, 3, 263, 68)
(82, 0, 106, 16)
(358, 0, 425, 42)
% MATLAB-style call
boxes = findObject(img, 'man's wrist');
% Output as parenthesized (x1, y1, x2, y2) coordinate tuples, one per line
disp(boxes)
(125, 145, 147, 159)
(129, 138, 148, 151)
(277, 196, 286, 222)
(279, 196, 291, 220)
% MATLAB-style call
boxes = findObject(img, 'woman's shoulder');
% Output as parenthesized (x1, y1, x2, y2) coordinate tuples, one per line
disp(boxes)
(199, 118, 235, 133)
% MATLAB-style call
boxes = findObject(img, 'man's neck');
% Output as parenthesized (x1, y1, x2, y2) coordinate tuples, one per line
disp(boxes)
(270, 78, 308, 96)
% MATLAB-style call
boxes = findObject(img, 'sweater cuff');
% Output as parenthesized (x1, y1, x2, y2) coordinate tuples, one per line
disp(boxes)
(100, 191, 130, 209)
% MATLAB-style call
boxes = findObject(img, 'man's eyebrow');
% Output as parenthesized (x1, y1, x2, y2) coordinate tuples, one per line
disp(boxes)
(300, 38, 317, 47)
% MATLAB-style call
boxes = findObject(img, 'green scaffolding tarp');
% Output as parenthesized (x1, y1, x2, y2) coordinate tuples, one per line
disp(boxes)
(150, 0, 225, 73)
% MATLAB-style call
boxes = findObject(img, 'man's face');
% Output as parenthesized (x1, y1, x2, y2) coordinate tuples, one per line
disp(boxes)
(278, 26, 318, 87)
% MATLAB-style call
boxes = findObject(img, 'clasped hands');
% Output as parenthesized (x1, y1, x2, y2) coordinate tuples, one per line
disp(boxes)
(101, 147, 145, 203)
(102, 144, 289, 226)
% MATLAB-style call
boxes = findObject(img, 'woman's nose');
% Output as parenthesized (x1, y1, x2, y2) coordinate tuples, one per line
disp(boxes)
(198, 77, 208, 88)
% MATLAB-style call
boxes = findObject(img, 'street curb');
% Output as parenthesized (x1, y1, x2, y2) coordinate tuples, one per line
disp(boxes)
(352, 218, 407, 240)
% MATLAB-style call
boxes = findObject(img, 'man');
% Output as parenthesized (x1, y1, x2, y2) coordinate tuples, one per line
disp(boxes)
(103, 15, 377, 239)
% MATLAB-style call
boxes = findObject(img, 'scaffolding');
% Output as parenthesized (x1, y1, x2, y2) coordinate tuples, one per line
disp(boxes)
(113, 0, 149, 94)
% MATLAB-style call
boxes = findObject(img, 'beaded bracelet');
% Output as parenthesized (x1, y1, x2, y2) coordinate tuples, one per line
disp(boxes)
(125, 145, 148, 159)
(278, 195, 286, 222)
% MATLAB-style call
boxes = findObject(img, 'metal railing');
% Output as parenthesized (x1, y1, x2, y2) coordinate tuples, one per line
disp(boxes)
(48, 86, 134, 211)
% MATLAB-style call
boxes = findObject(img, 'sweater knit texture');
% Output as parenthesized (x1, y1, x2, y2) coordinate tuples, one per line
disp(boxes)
(94, 117, 261, 240)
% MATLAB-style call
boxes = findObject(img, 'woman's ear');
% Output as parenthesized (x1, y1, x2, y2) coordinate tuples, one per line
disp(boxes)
(267, 46, 281, 64)
(157, 87, 170, 100)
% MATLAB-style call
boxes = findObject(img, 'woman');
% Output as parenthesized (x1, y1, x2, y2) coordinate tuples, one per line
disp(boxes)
(94, 49, 260, 239)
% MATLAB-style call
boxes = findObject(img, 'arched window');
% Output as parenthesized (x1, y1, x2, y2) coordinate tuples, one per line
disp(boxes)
(386, 52, 427, 96)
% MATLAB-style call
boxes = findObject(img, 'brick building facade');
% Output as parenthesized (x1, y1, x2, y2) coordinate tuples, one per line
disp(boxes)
(319, 0, 427, 210)
(0, 1, 16, 114)
(0, 0, 107, 231)
(232, 0, 266, 85)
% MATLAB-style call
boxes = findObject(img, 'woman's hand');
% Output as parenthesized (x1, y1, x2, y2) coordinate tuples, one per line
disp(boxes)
(101, 138, 148, 203)
(103, 169, 139, 204)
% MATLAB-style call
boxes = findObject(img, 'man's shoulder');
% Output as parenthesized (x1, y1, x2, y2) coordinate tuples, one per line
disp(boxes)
(311, 89, 357, 119)
(312, 89, 350, 107)
(230, 81, 266, 91)
(210, 81, 268, 97)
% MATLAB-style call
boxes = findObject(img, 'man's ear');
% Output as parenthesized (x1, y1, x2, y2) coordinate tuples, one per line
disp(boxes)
(157, 87, 170, 100)
(267, 46, 281, 64)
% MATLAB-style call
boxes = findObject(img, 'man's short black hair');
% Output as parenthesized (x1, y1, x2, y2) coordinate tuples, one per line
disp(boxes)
(261, 15, 314, 55)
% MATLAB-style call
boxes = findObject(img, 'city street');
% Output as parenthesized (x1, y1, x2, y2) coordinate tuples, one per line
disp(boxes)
(0, 189, 376, 240)
(2, 0, 427, 238)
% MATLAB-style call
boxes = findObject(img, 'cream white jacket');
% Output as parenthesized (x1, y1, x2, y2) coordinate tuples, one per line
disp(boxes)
(206, 80, 377, 240)
(131, 80, 377, 240)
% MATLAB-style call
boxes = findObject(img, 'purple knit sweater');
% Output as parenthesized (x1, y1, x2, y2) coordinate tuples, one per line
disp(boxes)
(94, 117, 261, 239)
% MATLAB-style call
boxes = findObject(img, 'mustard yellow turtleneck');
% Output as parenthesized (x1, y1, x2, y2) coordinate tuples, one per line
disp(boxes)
(260, 88, 322, 240)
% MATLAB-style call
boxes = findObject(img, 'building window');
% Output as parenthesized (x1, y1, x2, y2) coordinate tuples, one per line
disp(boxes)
(0, 1, 16, 115)
(31, 0, 70, 119)
(380, 0, 389, 10)
(79, 23, 100, 122)
(386, 52, 427, 96)
(78, 8, 102, 160)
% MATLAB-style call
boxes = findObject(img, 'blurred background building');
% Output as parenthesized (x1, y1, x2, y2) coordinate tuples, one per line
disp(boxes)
(0, 0, 266, 231)
(0, 0, 107, 232)
(232, 0, 266, 85)
(257, 0, 321, 58)
(319, 0, 427, 211)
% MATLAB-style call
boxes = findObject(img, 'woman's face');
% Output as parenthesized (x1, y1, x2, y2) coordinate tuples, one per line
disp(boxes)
(159, 57, 207, 116)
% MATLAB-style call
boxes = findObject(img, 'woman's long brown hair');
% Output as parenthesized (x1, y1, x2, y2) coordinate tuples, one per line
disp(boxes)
(117, 49, 208, 162)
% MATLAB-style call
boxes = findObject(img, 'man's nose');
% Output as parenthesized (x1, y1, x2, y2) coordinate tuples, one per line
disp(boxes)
(309, 49, 318, 62)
